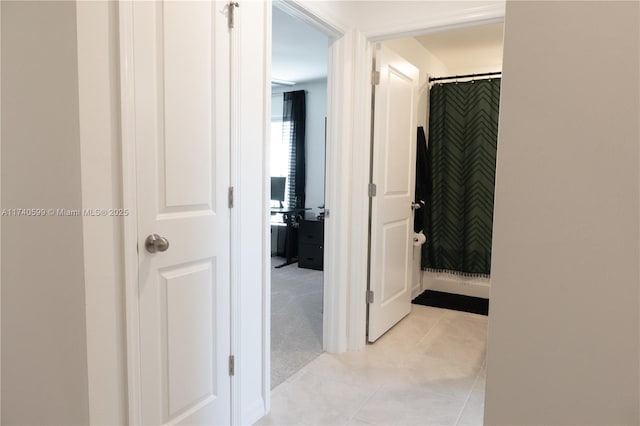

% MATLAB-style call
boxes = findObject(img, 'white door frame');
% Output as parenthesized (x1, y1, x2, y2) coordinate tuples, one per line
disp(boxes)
(269, 0, 347, 354)
(118, 3, 143, 423)
(269, 1, 375, 353)
(0, 3, 3, 421)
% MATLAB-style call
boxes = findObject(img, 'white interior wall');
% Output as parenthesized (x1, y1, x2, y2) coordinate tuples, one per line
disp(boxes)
(438, 49, 502, 76)
(421, 25, 504, 76)
(485, 1, 639, 424)
(271, 93, 283, 120)
(301, 80, 327, 215)
(1, 1, 90, 424)
(272, 79, 328, 216)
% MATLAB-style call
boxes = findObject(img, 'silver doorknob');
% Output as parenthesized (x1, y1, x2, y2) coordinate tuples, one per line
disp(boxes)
(145, 234, 170, 253)
(411, 202, 421, 210)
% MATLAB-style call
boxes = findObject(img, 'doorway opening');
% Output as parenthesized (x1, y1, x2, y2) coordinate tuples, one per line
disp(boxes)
(362, 22, 503, 424)
(366, 21, 504, 338)
(269, 4, 331, 389)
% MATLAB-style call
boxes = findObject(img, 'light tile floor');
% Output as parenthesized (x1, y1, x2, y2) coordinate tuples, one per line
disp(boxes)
(257, 305, 487, 426)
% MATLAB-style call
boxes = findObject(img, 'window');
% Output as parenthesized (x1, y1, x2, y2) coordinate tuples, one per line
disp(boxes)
(271, 93, 292, 209)
(271, 91, 305, 209)
(270, 120, 291, 180)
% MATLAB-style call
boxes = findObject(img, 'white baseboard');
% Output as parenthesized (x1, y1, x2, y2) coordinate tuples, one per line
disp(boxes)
(242, 397, 266, 426)
(421, 271, 490, 299)
(412, 283, 422, 299)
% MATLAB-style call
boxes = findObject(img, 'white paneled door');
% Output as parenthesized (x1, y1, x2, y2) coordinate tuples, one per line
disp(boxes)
(132, 1, 231, 424)
(368, 44, 419, 342)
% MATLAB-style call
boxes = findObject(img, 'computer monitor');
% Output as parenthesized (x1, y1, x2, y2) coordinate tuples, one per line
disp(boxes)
(271, 176, 286, 208)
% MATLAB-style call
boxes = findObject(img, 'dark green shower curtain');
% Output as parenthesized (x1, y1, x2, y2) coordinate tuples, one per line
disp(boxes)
(422, 78, 501, 276)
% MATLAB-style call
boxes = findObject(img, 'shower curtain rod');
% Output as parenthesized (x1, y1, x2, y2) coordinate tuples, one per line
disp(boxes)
(428, 71, 501, 82)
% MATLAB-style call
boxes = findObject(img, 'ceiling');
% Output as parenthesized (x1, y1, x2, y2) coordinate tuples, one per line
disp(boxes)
(272, 7, 329, 85)
(415, 23, 504, 73)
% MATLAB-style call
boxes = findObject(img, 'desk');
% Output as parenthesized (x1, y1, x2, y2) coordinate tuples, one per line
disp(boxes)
(270, 207, 310, 268)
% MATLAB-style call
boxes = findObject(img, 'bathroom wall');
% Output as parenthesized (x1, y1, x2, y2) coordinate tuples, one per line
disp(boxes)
(415, 22, 504, 76)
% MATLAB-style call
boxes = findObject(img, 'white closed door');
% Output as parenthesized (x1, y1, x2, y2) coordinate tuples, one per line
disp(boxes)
(132, 1, 231, 424)
(368, 44, 419, 342)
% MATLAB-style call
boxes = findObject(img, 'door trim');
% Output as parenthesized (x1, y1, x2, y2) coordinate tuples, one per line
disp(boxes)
(270, 1, 348, 355)
(0, 3, 3, 421)
(229, 1, 241, 422)
(118, 2, 143, 423)
(274, 0, 342, 40)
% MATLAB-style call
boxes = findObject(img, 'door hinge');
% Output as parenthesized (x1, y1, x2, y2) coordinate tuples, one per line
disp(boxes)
(228, 355, 235, 376)
(228, 2, 239, 29)
(228, 186, 234, 208)
(372, 70, 380, 85)
(368, 183, 377, 197)
(324, 209, 330, 219)
(366, 290, 374, 304)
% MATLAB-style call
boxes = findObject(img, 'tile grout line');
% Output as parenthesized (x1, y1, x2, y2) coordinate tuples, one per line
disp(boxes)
(454, 364, 483, 426)
(267, 306, 488, 425)
(351, 309, 470, 421)
(415, 313, 446, 346)
(284, 352, 324, 385)
(346, 382, 385, 424)
(298, 363, 384, 425)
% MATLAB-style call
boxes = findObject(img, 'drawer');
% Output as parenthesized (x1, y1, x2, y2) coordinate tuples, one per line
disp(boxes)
(299, 220, 324, 246)
(298, 244, 323, 270)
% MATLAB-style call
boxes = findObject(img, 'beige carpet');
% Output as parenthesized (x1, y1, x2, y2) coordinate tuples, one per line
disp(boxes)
(271, 257, 323, 388)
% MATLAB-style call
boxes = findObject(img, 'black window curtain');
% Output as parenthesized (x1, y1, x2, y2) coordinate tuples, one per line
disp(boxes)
(422, 78, 501, 277)
(283, 90, 306, 209)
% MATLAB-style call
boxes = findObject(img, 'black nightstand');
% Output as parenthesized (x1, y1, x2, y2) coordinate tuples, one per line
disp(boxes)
(298, 219, 324, 270)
